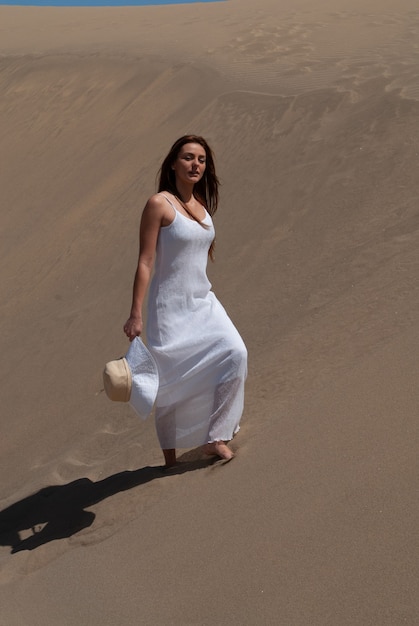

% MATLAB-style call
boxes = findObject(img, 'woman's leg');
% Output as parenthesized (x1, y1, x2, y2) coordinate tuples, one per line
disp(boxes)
(204, 374, 243, 462)
(162, 448, 177, 468)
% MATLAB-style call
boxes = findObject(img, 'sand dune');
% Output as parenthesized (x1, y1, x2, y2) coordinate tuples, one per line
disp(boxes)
(0, 1, 418, 624)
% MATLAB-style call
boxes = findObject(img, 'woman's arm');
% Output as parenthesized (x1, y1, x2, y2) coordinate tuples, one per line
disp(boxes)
(123, 194, 171, 341)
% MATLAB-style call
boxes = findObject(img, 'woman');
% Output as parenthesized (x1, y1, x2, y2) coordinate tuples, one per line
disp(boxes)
(124, 135, 247, 468)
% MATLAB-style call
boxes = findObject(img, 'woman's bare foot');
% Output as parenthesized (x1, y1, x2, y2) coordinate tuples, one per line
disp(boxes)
(203, 441, 234, 462)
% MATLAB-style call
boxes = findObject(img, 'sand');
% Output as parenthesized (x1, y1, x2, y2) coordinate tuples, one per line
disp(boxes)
(0, 0, 418, 624)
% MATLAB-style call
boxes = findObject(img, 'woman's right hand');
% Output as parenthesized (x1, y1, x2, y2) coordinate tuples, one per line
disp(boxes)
(123, 315, 143, 341)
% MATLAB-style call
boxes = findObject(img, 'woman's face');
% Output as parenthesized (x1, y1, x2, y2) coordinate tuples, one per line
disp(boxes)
(172, 142, 207, 185)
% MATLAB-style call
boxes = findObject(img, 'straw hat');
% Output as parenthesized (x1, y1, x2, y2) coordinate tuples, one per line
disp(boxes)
(103, 337, 159, 420)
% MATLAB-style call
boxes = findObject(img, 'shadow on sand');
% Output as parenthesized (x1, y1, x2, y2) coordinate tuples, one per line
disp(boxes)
(0, 452, 215, 554)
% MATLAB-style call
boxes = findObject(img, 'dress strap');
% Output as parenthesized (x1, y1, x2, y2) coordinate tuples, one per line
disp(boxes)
(160, 193, 177, 215)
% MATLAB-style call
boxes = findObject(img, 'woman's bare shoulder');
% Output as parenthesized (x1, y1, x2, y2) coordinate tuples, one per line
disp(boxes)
(143, 193, 170, 214)
(145, 192, 168, 208)
(141, 193, 173, 225)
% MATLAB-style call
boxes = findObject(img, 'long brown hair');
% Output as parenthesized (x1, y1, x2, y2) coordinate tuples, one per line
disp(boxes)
(157, 135, 219, 260)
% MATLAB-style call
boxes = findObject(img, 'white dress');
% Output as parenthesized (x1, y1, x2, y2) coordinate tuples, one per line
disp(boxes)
(146, 194, 247, 449)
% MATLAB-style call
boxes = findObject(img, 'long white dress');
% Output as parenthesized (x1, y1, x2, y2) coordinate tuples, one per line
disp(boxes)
(146, 194, 247, 449)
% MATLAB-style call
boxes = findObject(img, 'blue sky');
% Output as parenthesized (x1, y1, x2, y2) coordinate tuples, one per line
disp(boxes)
(0, 0, 225, 5)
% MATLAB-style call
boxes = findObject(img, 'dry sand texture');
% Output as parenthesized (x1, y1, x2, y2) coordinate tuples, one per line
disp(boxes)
(0, 0, 418, 624)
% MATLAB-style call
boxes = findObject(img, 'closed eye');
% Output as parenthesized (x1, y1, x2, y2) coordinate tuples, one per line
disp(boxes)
(183, 153, 206, 163)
